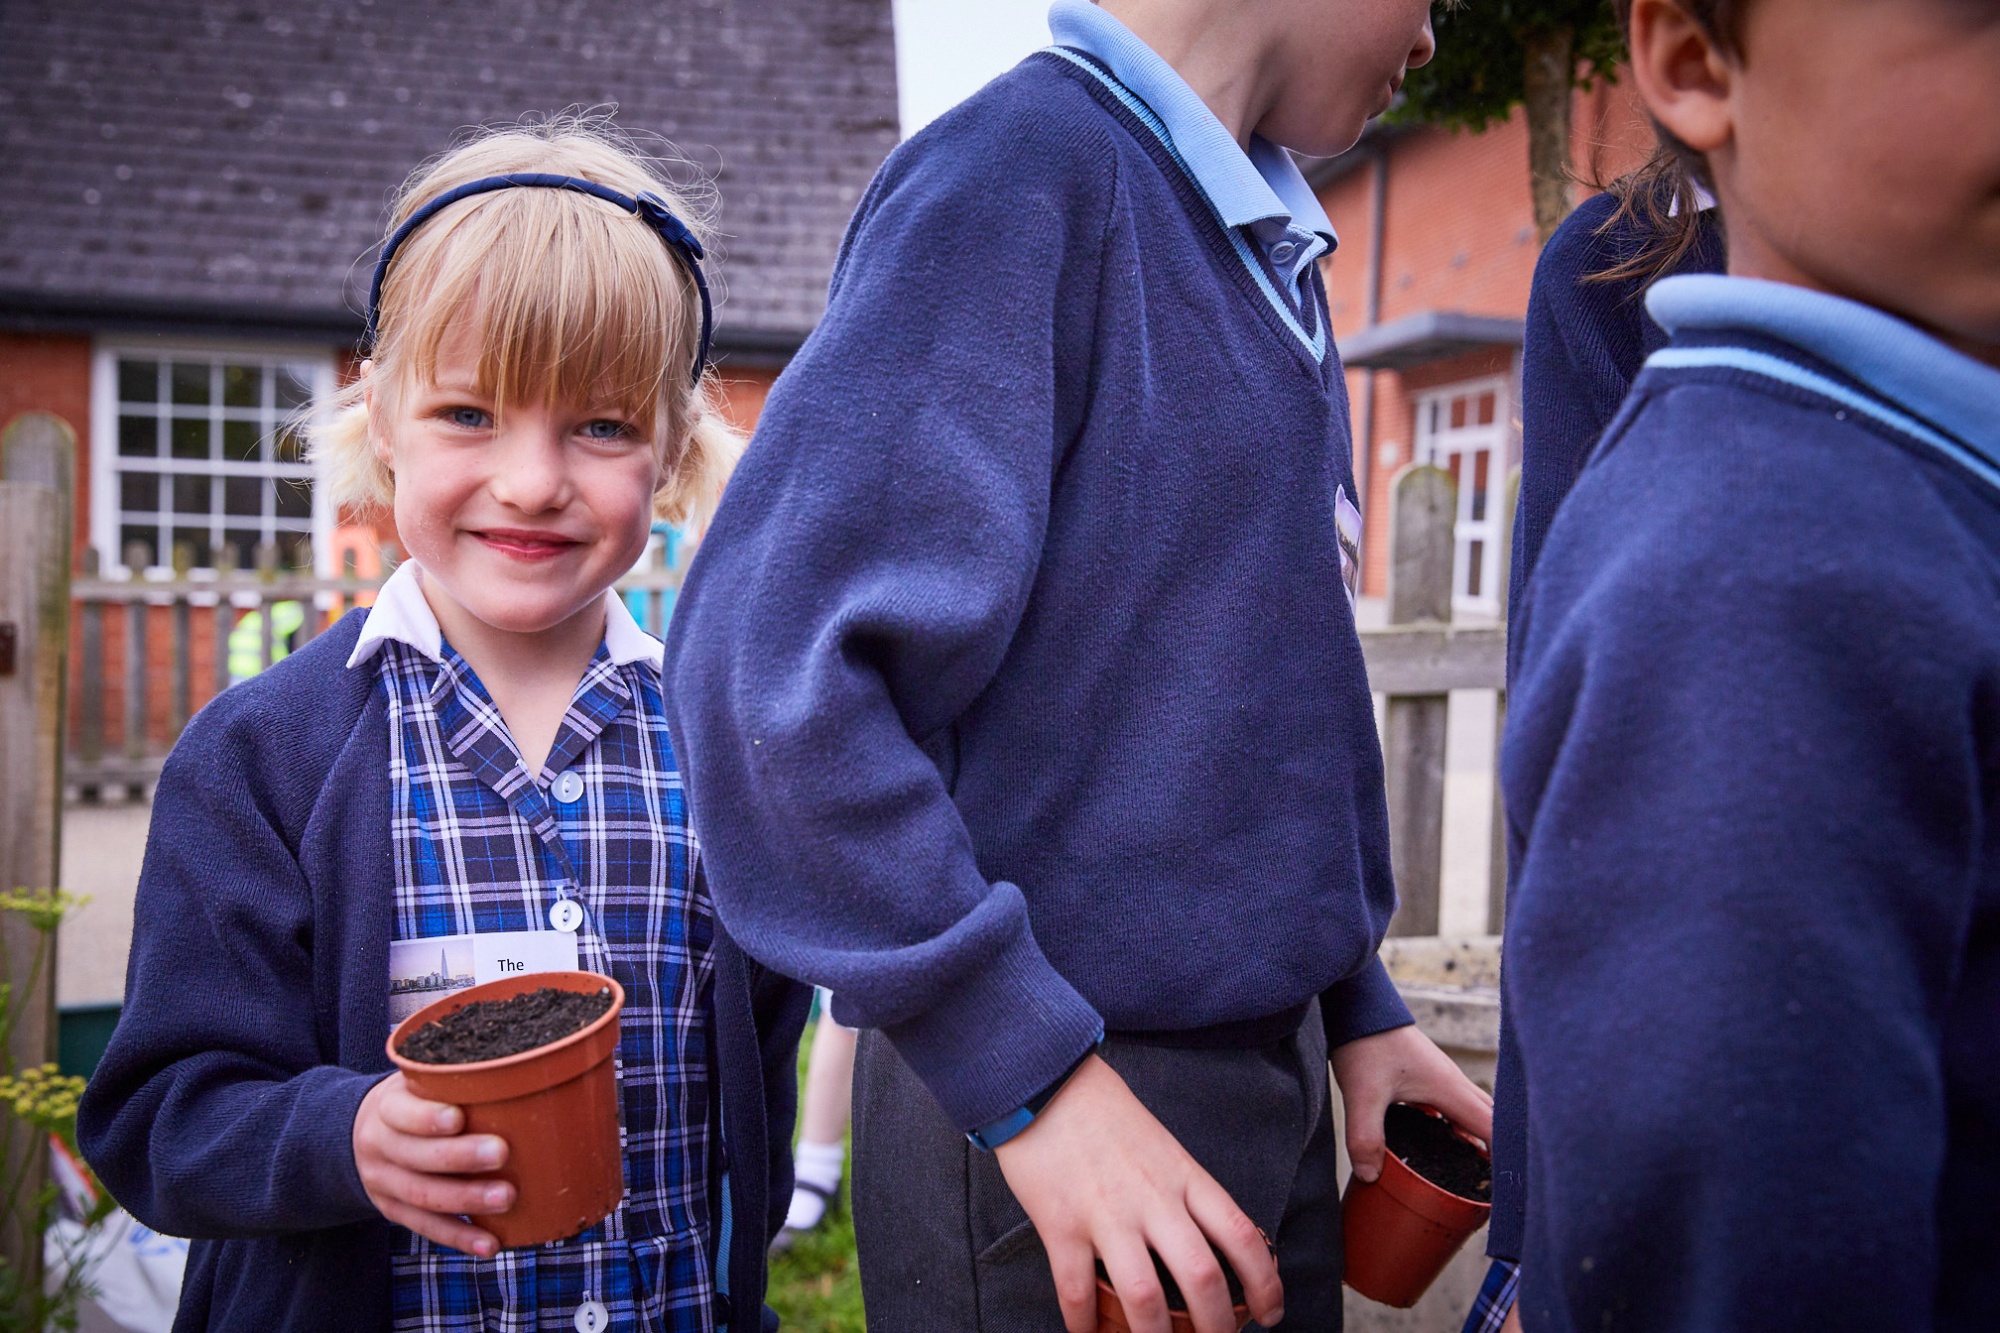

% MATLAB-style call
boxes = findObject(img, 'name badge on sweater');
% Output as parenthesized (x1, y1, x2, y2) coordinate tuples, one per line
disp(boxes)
(1335, 485, 1363, 611)
(388, 930, 580, 1027)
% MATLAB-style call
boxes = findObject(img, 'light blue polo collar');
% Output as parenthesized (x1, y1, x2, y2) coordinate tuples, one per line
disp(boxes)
(1647, 275, 2000, 477)
(1045, 0, 1336, 249)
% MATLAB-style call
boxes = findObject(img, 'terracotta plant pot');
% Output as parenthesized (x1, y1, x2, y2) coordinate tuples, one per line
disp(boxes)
(387, 970, 626, 1249)
(1341, 1103, 1492, 1308)
(1095, 1279, 1250, 1333)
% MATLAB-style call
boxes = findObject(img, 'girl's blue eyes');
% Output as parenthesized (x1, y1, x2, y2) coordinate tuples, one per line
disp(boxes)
(438, 408, 632, 441)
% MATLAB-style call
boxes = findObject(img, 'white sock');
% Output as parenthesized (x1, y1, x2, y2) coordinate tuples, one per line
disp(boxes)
(785, 1140, 846, 1231)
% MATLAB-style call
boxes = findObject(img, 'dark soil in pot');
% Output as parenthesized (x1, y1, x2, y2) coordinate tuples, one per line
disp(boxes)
(397, 985, 614, 1065)
(1384, 1102, 1491, 1202)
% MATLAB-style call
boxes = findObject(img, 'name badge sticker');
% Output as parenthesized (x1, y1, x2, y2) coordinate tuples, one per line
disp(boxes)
(1335, 484, 1363, 611)
(389, 928, 582, 1027)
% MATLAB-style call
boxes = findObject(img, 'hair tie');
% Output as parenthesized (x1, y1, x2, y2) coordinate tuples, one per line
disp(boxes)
(363, 172, 714, 385)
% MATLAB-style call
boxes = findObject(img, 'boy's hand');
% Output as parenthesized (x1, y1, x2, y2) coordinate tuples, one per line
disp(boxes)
(1330, 1024, 1493, 1182)
(993, 1055, 1282, 1333)
(353, 1073, 515, 1257)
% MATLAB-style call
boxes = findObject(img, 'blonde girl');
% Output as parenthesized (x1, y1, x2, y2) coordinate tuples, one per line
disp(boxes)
(77, 115, 809, 1333)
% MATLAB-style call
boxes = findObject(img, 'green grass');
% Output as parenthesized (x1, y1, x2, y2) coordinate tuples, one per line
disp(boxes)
(765, 1023, 867, 1333)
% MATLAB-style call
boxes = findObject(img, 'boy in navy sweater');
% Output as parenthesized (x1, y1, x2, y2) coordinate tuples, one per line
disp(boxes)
(1503, 0, 2000, 1328)
(663, 3, 1492, 1331)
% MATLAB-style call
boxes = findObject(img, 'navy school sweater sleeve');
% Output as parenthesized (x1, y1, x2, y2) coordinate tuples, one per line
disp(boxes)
(1489, 191, 1726, 1260)
(665, 54, 1409, 1135)
(1501, 365, 2000, 1330)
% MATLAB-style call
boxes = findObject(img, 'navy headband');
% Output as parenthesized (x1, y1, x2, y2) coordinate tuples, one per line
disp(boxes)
(363, 172, 713, 385)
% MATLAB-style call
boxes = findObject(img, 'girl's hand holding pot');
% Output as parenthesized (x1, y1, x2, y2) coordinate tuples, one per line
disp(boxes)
(353, 1072, 515, 1257)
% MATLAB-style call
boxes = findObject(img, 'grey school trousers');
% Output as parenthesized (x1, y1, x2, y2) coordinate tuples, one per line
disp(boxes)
(851, 1004, 1343, 1333)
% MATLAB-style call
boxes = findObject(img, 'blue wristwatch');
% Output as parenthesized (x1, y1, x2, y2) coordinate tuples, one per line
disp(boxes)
(965, 1034, 1105, 1153)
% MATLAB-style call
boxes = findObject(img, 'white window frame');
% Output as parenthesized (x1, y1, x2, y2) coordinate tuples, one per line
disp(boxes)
(1414, 375, 1513, 617)
(90, 339, 337, 579)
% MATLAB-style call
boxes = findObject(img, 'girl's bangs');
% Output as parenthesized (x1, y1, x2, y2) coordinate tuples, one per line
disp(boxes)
(386, 190, 694, 421)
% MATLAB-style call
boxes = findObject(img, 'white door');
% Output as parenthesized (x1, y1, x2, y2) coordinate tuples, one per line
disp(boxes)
(1414, 377, 1510, 616)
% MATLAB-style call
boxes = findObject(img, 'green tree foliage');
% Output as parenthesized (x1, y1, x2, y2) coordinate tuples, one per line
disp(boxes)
(1389, 1, 1627, 240)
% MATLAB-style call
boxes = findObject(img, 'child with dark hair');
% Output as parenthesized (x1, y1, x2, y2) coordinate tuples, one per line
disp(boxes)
(1501, 0, 2000, 1327)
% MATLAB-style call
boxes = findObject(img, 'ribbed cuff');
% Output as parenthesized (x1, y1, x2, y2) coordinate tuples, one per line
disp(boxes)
(878, 906, 1104, 1133)
(1319, 953, 1413, 1049)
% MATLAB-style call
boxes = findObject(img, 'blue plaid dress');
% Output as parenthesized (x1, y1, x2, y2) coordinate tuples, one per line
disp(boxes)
(378, 635, 716, 1332)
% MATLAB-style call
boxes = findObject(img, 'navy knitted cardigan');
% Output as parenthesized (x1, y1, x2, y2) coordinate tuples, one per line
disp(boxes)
(663, 51, 1410, 1134)
(1501, 319, 2000, 1328)
(75, 613, 809, 1333)
(1488, 191, 1725, 1259)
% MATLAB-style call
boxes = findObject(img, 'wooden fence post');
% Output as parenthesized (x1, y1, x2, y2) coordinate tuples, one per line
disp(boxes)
(0, 420, 74, 1288)
(1383, 463, 1455, 937)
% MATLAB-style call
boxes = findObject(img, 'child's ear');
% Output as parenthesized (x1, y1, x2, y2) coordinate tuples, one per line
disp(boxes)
(1628, 0, 1735, 156)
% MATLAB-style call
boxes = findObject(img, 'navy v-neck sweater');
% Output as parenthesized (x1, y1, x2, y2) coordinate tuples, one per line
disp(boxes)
(1502, 316, 2000, 1329)
(664, 51, 1410, 1132)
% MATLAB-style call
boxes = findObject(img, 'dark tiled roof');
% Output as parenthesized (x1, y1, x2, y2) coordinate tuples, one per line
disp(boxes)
(0, 0, 898, 349)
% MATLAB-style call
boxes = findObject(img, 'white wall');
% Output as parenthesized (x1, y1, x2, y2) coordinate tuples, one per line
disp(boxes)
(892, 0, 1053, 138)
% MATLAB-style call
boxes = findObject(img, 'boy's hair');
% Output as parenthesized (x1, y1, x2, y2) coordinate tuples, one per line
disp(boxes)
(312, 112, 742, 526)
(1594, 0, 1747, 284)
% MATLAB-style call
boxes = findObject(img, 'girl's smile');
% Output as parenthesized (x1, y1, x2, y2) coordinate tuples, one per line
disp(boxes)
(469, 527, 588, 561)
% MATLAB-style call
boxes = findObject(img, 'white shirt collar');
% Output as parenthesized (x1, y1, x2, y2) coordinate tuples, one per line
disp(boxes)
(346, 560, 663, 671)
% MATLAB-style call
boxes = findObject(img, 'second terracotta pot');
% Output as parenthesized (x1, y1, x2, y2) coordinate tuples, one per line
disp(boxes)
(388, 970, 626, 1249)
(1095, 1278, 1250, 1333)
(1340, 1104, 1492, 1308)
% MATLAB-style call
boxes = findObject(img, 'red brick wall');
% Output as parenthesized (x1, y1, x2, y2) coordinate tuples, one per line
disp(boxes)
(1320, 77, 1659, 594)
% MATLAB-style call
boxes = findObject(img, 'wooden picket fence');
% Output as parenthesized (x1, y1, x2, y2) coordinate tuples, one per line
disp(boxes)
(65, 537, 692, 799)
(1357, 461, 1512, 938)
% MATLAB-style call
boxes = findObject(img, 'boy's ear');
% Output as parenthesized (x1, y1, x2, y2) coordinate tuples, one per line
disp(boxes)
(1627, 0, 1735, 156)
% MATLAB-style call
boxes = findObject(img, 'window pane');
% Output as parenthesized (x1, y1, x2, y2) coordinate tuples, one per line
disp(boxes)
(1477, 392, 1497, 426)
(273, 425, 307, 464)
(223, 419, 262, 462)
(1471, 450, 1491, 521)
(275, 368, 314, 411)
(119, 525, 157, 570)
(118, 359, 159, 403)
(223, 529, 262, 570)
(1467, 540, 1485, 598)
(275, 477, 312, 519)
(170, 362, 210, 406)
(222, 364, 262, 409)
(119, 472, 158, 512)
(1446, 452, 1463, 491)
(224, 476, 264, 517)
(171, 417, 209, 460)
(172, 473, 212, 517)
(282, 533, 314, 570)
(1450, 396, 1468, 430)
(168, 529, 212, 571)
(118, 414, 158, 457)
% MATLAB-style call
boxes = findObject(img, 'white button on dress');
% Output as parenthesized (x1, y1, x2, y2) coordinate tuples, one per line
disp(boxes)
(549, 898, 585, 933)
(573, 1300, 609, 1333)
(552, 770, 586, 804)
